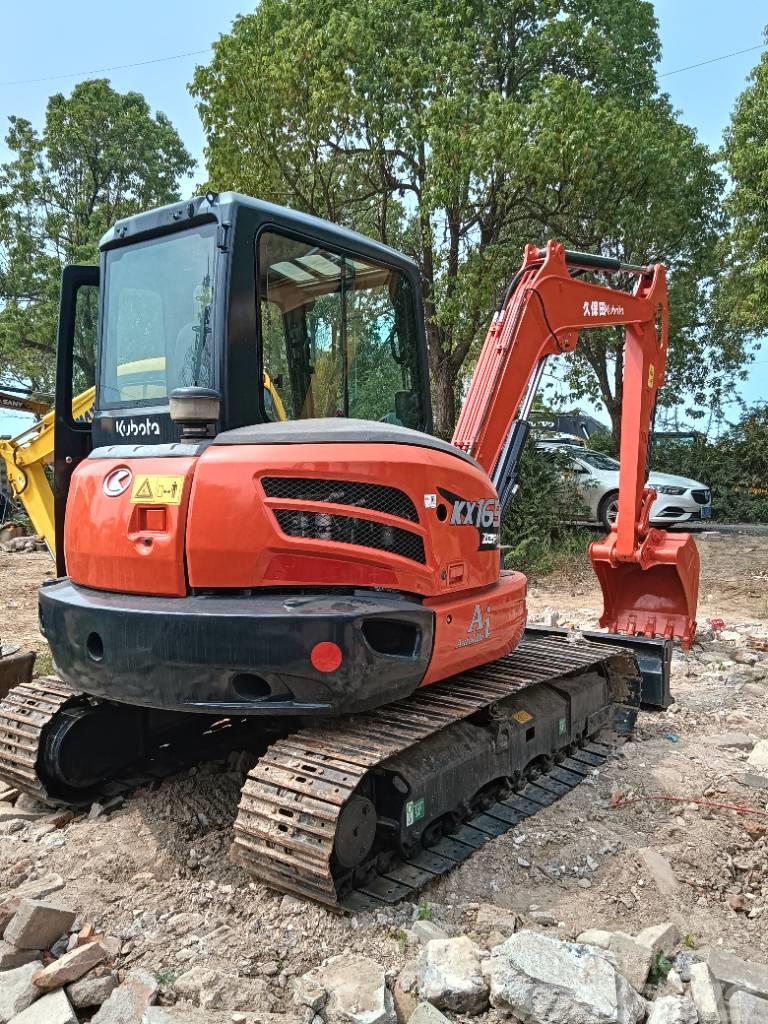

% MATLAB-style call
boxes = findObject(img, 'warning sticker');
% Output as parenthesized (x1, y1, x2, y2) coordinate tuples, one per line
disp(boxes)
(130, 475, 185, 505)
(405, 797, 426, 827)
(511, 710, 533, 724)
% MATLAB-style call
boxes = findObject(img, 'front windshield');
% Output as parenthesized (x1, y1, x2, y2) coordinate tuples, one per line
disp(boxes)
(100, 223, 216, 405)
(258, 232, 425, 429)
(578, 449, 620, 471)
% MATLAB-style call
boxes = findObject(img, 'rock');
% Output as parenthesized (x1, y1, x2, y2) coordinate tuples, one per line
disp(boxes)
(576, 930, 613, 950)
(416, 936, 489, 1015)
(689, 962, 728, 1024)
(708, 950, 768, 1001)
(646, 995, 697, 1024)
(475, 903, 518, 936)
(5, 988, 77, 1024)
(0, 961, 43, 1023)
(67, 971, 119, 1008)
(407, 1006, 450, 1024)
(607, 933, 654, 992)
(542, 608, 560, 627)
(294, 974, 328, 1012)
(635, 923, 680, 956)
(3, 900, 77, 950)
(747, 740, 768, 773)
(728, 989, 768, 1023)
(393, 964, 419, 1024)
(663, 970, 685, 997)
(489, 930, 646, 1024)
(0, 942, 40, 971)
(637, 849, 679, 896)
(705, 733, 756, 750)
(529, 911, 558, 927)
(90, 970, 159, 1023)
(410, 922, 449, 945)
(32, 940, 106, 990)
(0, 875, 65, 905)
(719, 629, 742, 642)
(299, 954, 395, 1024)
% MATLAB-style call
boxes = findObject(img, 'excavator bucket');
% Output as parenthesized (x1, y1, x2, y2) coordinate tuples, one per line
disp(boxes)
(590, 531, 700, 650)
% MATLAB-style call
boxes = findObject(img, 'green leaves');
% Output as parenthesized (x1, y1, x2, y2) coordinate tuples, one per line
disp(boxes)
(0, 79, 194, 391)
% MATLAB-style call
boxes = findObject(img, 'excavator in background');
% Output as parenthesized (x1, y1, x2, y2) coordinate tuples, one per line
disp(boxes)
(0, 193, 699, 909)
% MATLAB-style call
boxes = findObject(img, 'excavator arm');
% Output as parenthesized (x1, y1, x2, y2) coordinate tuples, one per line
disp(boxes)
(453, 240, 700, 648)
(0, 387, 95, 554)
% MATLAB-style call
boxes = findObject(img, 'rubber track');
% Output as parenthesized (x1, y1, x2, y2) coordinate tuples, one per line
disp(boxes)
(230, 635, 634, 910)
(0, 677, 77, 800)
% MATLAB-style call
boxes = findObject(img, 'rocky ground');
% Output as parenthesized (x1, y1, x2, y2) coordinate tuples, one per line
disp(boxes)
(0, 533, 766, 1022)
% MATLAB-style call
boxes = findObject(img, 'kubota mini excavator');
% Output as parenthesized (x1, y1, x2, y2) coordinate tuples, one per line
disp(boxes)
(0, 193, 699, 909)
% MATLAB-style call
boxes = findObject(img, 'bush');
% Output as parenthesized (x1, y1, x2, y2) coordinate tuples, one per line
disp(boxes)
(652, 404, 768, 523)
(501, 445, 591, 574)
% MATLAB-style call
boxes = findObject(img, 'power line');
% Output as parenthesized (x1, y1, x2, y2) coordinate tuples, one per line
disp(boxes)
(0, 48, 211, 88)
(659, 42, 766, 78)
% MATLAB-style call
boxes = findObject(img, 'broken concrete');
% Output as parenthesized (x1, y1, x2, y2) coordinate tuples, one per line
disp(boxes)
(637, 849, 679, 896)
(746, 739, 768, 773)
(728, 989, 768, 1024)
(576, 929, 613, 950)
(0, 961, 43, 1024)
(708, 950, 768, 1000)
(475, 903, 519, 936)
(66, 970, 119, 1009)
(489, 930, 646, 1024)
(0, 942, 39, 971)
(606, 933, 654, 992)
(410, 921, 449, 945)
(406, 1005, 451, 1024)
(645, 995, 697, 1024)
(298, 954, 395, 1024)
(32, 940, 106, 990)
(689, 962, 728, 1024)
(6, 989, 77, 1024)
(635, 923, 680, 956)
(3, 900, 76, 951)
(90, 969, 159, 1024)
(416, 936, 489, 1015)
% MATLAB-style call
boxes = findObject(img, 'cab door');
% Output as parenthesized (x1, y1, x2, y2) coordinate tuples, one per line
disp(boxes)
(54, 265, 99, 575)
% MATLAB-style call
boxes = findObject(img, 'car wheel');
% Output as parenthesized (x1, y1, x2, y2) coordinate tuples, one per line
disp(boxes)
(598, 491, 619, 532)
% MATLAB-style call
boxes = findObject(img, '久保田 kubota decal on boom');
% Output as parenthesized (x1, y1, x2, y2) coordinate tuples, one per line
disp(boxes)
(0, 192, 698, 910)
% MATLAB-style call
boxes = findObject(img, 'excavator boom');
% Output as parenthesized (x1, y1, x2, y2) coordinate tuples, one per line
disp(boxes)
(454, 240, 700, 648)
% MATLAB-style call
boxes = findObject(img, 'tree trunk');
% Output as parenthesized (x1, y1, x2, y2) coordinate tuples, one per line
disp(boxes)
(431, 356, 458, 440)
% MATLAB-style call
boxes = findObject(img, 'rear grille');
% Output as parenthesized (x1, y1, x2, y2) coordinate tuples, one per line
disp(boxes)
(262, 477, 418, 522)
(274, 510, 426, 564)
(691, 489, 710, 505)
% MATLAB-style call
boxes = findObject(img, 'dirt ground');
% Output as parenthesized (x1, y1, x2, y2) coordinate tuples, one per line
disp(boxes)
(1, 534, 767, 1015)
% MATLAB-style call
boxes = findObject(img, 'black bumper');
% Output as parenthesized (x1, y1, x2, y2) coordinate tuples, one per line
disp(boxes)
(39, 580, 434, 716)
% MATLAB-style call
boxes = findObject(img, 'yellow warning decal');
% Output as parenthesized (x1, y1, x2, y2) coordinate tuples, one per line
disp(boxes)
(511, 710, 533, 724)
(130, 475, 185, 505)
(648, 364, 655, 388)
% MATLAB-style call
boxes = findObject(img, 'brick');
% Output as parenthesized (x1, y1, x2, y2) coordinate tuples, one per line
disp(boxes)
(3, 899, 76, 950)
(32, 940, 106, 991)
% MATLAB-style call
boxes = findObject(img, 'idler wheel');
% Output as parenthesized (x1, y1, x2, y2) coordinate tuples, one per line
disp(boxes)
(333, 794, 377, 870)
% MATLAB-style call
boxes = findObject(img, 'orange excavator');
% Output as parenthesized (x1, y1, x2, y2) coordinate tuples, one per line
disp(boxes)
(0, 194, 698, 909)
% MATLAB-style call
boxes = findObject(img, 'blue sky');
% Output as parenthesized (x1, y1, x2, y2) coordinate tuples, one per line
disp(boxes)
(1, 0, 766, 434)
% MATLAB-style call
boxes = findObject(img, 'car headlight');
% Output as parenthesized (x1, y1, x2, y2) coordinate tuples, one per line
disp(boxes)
(655, 486, 686, 495)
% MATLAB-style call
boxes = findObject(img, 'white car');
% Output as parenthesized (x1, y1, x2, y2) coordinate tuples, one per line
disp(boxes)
(539, 444, 712, 531)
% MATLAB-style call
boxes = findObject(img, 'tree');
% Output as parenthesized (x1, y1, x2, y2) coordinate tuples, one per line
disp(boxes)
(0, 79, 194, 392)
(192, 0, 666, 437)
(718, 32, 768, 338)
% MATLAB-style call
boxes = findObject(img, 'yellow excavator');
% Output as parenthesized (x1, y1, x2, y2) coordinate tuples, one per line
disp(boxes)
(1, 375, 286, 554)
